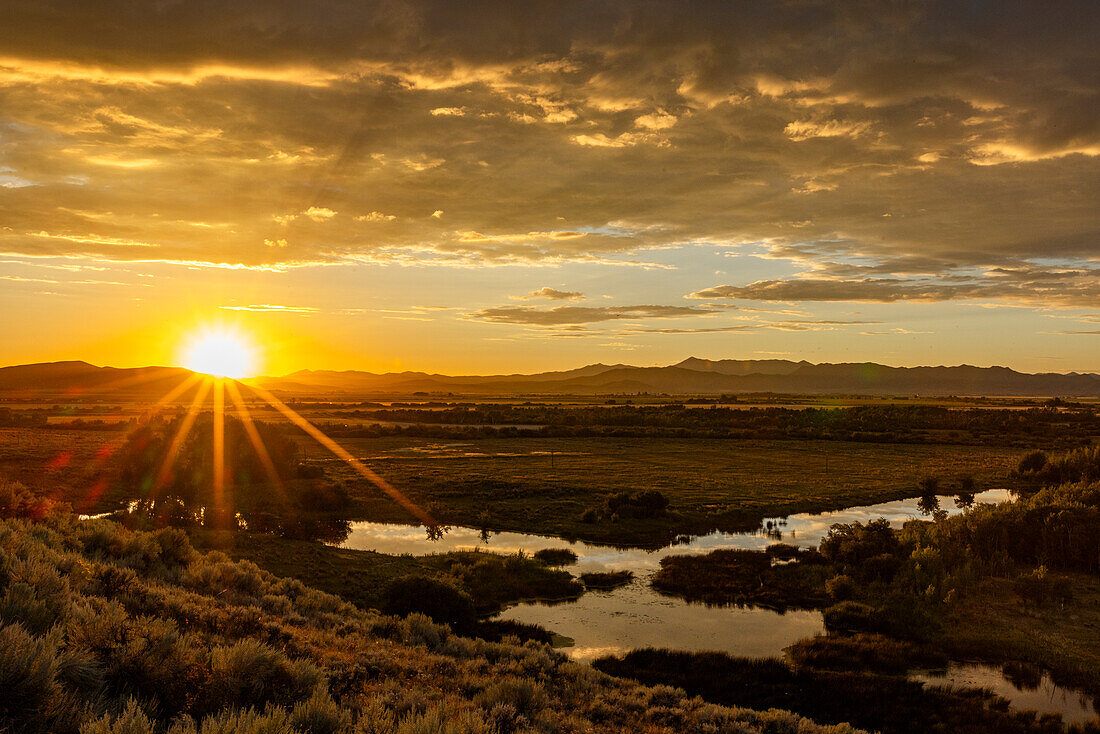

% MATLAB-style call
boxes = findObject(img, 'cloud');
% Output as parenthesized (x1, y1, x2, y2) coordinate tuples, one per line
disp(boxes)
(469, 304, 717, 325)
(355, 211, 397, 222)
(523, 287, 585, 301)
(690, 265, 1100, 307)
(304, 207, 337, 222)
(0, 0, 1094, 285)
(218, 304, 317, 313)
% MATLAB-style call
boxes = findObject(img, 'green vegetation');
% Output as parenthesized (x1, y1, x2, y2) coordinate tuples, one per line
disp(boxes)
(0, 509, 855, 734)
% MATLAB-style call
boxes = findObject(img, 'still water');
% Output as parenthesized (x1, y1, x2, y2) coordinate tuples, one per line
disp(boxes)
(339, 489, 1096, 722)
(340, 490, 1011, 661)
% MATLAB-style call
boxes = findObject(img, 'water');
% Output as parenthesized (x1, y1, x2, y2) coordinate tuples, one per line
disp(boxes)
(914, 663, 1098, 724)
(337, 489, 1096, 722)
(339, 490, 1011, 662)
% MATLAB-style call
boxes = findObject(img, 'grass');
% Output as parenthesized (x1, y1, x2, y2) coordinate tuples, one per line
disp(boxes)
(300, 435, 1024, 546)
(0, 426, 130, 512)
(579, 570, 634, 590)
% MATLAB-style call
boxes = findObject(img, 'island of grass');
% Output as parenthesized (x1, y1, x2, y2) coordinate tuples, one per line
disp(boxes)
(652, 547, 833, 610)
(532, 547, 578, 565)
(579, 570, 634, 590)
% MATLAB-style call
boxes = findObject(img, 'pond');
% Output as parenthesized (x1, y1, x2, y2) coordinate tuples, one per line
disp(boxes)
(337, 487, 1095, 722)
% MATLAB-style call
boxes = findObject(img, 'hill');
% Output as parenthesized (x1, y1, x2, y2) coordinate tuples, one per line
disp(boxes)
(0, 361, 236, 399)
(2, 358, 1098, 398)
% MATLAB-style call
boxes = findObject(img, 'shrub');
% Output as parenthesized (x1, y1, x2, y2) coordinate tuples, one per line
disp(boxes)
(0, 622, 61, 729)
(1013, 565, 1073, 607)
(207, 639, 322, 711)
(822, 602, 880, 634)
(917, 476, 940, 494)
(825, 574, 856, 601)
(476, 678, 547, 721)
(380, 576, 476, 632)
(0, 479, 52, 520)
(1017, 450, 1048, 474)
(290, 688, 350, 734)
(605, 490, 670, 519)
(80, 699, 156, 734)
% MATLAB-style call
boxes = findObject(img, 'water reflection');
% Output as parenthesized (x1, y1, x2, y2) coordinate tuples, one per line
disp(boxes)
(338, 490, 1013, 663)
(336, 488, 1097, 719)
(913, 663, 1098, 725)
(105, 499, 353, 544)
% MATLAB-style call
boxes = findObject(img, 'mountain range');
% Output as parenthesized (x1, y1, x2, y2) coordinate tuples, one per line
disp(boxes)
(4, 358, 1097, 398)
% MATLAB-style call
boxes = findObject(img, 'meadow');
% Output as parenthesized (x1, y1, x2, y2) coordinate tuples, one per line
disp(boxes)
(300, 435, 1025, 546)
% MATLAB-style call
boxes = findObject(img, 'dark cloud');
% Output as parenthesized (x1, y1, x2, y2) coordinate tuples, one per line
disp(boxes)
(691, 265, 1100, 307)
(0, 0, 1095, 293)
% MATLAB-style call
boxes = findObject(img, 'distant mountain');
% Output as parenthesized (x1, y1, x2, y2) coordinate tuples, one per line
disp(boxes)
(674, 357, 810, 375)
(247, 359, 1100, 397)
(2, 359, 1098, 398)
(0, 361, 222, 399)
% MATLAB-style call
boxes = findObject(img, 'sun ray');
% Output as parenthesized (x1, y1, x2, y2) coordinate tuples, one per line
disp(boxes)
(64, 365, 201, 398)
(153, 377, 212, 494)
(81, 372, 205, 487)
(244, 384, 439, 528)
(213, 377, 225, 518)
(225, 380, 286, 498)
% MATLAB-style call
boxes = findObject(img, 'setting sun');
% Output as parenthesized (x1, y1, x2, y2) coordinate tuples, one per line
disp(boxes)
(182, 329, 256, 378)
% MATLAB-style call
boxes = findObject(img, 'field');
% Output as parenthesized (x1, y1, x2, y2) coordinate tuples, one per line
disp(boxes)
(301, 435, 1025, 546)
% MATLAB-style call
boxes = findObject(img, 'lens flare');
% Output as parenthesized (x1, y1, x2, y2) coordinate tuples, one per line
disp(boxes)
(182, 329, 255, 378)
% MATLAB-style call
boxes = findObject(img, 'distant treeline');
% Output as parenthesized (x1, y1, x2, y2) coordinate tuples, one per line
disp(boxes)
(310, 404, 1100, 446)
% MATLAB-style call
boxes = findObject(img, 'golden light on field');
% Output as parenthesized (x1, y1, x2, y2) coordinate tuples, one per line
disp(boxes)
(181, 328, 256, 378)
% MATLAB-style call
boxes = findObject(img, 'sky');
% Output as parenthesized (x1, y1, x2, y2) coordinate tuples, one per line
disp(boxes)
(0, 1, 1098, 376)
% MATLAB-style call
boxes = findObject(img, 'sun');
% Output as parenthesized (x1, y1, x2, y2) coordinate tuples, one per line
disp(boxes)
(182, 328, 256, 378)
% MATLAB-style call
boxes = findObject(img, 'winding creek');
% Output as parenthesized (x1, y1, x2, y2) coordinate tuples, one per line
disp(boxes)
(338, 489, 1098, 724)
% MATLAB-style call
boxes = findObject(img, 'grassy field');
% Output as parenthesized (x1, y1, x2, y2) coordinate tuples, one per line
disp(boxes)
(0, 424, 1027, 547)
(0, 426, 129, 511)
(300, 435, 1025, 546)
